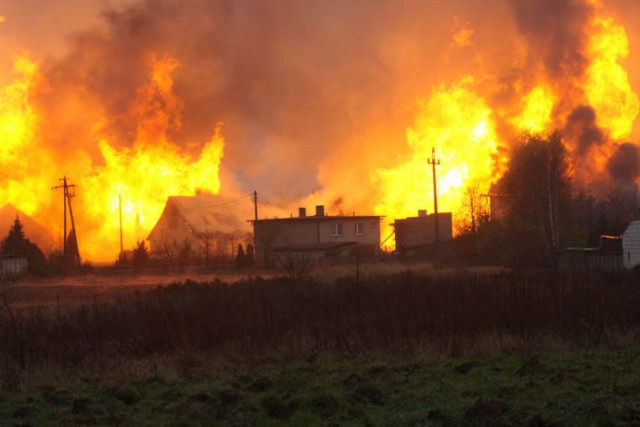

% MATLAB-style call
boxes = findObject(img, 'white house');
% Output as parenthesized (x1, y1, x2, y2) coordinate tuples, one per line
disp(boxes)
(622, 219, 640, 269)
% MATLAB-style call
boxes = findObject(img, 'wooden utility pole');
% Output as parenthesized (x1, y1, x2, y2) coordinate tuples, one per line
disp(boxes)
(119, 194, 124, 258)
(52, 176, 80, 265)
(427, 147, 441, 244)
(253, 190, 258, 221)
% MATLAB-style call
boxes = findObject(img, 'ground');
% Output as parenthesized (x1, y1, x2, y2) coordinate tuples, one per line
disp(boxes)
(2, 346, 640, 426)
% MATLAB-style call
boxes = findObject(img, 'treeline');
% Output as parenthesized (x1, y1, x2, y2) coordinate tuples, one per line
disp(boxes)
(455, 131, 638, 268)
(1, 270, 639, 388)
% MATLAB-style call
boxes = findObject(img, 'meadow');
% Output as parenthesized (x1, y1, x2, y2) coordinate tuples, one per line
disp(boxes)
(1, 264, 639, 425)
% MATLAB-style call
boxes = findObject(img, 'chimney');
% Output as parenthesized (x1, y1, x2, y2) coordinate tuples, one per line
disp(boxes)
(299, 207, 307, 218)
(315, 205, 325, 217)
(418, 209, 427, 217)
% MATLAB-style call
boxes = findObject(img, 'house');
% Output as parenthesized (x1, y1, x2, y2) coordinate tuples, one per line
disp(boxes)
(147, 195, 252, 262)
(252, 205, 382, 268)
(622, 219, 640, 269)
(393, 210, 453, 257)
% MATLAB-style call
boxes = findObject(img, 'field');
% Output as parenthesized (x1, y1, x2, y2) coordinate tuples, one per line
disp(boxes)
(1, 263, 639, 425)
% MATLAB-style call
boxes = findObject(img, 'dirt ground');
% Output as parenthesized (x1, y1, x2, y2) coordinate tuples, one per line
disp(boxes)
(3, 269, 264, 310)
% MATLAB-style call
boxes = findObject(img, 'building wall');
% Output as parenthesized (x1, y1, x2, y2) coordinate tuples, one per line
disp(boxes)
(254, 217, 381, 266)
(623, 220, 640, 269)
(394, 212, 453, 251)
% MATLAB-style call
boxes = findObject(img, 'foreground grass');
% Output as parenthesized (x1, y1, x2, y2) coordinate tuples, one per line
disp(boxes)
(3, 345, 640, 426)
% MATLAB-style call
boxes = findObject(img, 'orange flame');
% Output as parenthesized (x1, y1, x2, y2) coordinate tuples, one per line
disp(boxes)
(0, 54, 224, 261)
(373, 79, 506, 228)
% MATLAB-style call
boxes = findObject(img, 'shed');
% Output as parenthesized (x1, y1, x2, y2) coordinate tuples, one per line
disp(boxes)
(622, 219, 640, 269)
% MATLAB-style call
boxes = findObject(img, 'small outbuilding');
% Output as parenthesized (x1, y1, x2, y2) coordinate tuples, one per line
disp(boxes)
(622, 219, 640, 269)
(393, 210, 453, 257)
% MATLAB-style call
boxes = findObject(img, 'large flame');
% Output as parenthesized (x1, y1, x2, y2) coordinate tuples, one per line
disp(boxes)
(372, 3, 639, 238)
(0, 54, 224, 261)
(0, 56, 57, 217)
(373, 79, 505, 226)
(585, 16, 639, 140)
(78, 54, 224, 260)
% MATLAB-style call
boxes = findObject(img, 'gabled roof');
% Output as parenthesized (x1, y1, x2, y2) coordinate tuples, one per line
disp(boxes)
(147, 195, 252, 240)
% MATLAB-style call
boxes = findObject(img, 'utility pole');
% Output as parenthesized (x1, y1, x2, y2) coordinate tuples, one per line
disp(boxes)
(119, 194, 124, 258)
(253, 190, 258, 221)
(52, 176, 80, 266)
(427, 147, 441, 244)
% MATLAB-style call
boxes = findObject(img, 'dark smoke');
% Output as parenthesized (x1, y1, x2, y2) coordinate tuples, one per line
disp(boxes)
(607, 142, 640, 183)
(509, 0, 593, 82)
(563, 105, 605, 156)
(39, 0, 401, 189)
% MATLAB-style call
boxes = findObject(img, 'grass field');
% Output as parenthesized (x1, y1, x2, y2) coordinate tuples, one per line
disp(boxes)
(3, 346, 640, 425)
(1, 264, 639, 425)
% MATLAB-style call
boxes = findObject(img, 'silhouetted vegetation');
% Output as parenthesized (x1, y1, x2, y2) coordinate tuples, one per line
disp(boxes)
(1, 269, 639, 390)
(132, 240, 150, 268)
(457, 131, 639, 269)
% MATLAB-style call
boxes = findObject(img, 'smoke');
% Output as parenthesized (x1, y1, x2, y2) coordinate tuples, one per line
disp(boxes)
(607, 142, 640, 183)
(38, 0, 403, 188)
(509, 0, 592, 82)
(563, 105, 605, 156)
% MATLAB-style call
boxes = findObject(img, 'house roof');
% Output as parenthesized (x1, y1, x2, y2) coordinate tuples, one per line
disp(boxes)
(252, 215, 382, 224)
(148, 195, 252, 240)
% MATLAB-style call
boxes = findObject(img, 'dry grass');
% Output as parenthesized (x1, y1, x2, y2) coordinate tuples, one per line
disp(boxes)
(0, 267, 639, 389)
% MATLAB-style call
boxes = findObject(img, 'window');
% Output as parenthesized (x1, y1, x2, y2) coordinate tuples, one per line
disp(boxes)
(329, 223, 344, 236)
(355, 223, 364, 236)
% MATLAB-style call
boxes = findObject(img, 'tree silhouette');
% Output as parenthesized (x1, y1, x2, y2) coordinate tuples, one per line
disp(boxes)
(495, 131, 572, 267)
(1, 216, 46, 265)
(132, 240, 149, 268)
(235, 243, 247, 268)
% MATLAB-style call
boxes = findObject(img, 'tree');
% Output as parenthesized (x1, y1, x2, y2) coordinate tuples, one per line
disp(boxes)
(246, 244, 255, 267)
(235, 244, 247, 268)
(132, 240, 149, 268)
(1, 216, 46, 266)
(460, 182, 490, 235)
(495, 131, 572, 267)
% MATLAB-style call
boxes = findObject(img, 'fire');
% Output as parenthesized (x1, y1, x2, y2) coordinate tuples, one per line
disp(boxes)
(373, 4, 639, 241)
(372, 79, 505, 227)
(585, 16, 639, 140)
(78, 54, 224, 260)
(510, 86, 556, 134)
(0, 55, 56, 216)
(0, 53, 224, 261)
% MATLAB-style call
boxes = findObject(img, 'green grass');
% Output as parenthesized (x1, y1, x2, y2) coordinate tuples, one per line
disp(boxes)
(3, 345, 640, 426)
